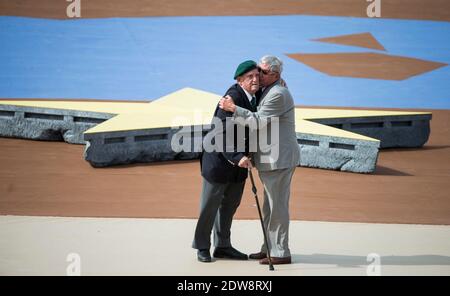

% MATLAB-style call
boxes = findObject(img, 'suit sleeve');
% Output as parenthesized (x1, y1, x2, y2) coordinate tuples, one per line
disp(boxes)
(233, 91, 287, 131)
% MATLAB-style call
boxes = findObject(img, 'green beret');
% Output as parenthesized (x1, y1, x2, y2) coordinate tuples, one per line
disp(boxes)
(234, 60, 258, 79)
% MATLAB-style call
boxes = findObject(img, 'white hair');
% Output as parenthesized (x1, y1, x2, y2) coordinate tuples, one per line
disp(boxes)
(260, 55, 283, 74)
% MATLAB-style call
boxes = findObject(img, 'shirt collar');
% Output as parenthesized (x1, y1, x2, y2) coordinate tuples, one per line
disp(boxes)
(242, 88, 255, 102)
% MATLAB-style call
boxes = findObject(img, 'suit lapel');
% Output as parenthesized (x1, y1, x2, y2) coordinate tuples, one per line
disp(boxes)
(261, 81, 279, 98)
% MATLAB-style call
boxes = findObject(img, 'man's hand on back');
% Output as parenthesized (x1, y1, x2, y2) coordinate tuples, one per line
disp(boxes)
(219, 95, 236, 113)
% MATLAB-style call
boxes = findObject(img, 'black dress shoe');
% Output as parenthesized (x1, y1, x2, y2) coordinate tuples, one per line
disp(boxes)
(249, 252, 267, 260)
(197, 249, 212, 263)
(213, 247, 248, 260)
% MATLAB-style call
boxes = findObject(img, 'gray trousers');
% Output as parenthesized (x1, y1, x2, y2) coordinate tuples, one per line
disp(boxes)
(192, 177, 245, 250)
(258, 167, 296, 258)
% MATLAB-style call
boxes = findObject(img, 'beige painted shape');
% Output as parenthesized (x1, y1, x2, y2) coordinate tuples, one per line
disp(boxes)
(296, 118, 379, 142)
(84, 88, 220, 133)
(84, 110, 215, 133)
(86, 114, 379, 142)
(147, 87, 220, 110)
(0, 88, 429, 143)
(0, 88, 220, 115)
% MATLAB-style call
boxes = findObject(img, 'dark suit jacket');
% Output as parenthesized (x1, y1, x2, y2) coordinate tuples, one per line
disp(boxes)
(200, 84, 259, 183)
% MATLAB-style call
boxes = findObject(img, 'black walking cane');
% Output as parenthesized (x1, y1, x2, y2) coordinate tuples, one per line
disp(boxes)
(248, 167, 274, 271)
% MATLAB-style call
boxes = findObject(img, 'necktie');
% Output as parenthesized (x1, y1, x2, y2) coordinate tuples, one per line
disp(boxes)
(251, 96, 257, 110)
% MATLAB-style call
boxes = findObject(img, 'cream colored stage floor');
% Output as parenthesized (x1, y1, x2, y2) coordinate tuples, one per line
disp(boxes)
(1, 215, 449, 276)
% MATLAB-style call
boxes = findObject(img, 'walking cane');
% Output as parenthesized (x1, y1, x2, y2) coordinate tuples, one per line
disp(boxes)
(248, 167, 275, 271)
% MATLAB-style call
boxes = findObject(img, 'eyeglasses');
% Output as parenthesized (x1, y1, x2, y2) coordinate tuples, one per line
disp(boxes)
(257, 67, 269, 75)
(258, 67, 276, 75)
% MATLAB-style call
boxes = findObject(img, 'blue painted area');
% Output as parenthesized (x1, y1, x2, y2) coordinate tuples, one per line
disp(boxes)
(0, 15, 449, 109)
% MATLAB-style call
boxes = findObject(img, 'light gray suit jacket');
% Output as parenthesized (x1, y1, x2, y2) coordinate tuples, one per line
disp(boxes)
(234, 81, 300, 171)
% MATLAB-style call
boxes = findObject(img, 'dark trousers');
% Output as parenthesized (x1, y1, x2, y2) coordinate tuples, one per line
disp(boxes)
(192, 177, 245, 250)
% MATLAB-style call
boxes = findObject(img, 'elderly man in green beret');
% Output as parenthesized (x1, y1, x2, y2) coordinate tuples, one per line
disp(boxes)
(192, 60, 260, 263)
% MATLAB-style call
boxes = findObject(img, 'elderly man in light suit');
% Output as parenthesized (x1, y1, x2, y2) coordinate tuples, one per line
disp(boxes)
(219, 55, 299, 265)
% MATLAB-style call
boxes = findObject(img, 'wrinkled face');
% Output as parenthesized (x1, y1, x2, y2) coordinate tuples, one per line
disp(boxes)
(258, 63, 279, 87)
(237, 68, 260, 94)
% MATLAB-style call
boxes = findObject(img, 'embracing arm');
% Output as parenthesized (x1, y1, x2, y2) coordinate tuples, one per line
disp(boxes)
(220, 91, 286, 130)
